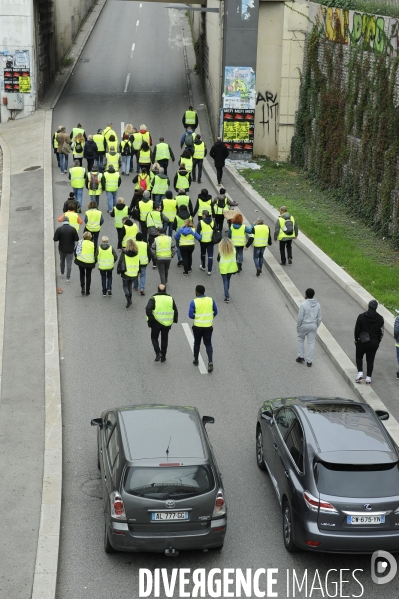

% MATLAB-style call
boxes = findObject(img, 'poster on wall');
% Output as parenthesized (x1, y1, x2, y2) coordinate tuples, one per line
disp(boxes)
(223, 66, 256, 110)
(222, 109, 254, 154)
(13, 50, 30, 69)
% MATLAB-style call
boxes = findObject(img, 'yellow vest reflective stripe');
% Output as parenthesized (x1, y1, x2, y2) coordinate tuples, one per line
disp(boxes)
(88, 172, 103, 196)
(152, 175, 169, 195)
(93, 134, 105, 152)
(98, 246, 114, 270)
(231, 224, 246, 246)
(193, 142, 205, 159)
(147, 211, 162, 228)
(152, 294, 174, 326)
(135, 175, 150, 191)
(85, 209, 102, 232)
(162, 199, 177, 220)
(193, 297, 214, 327)
(253, 224, 270, 247)
(214, 197, 227, 215)
(185, 110, 196, 124)
(69, 166, 86, 188)
(179, 228, 195, 246)
(71, 127, 85, 139)
(106, 153, 120, 169)
(78, 239, 95, 264)
(132, 132, 143, 150)
(219, 248, 238, 274)
(53, 132, 59, 149)
(139, 200, 153, 220)
(114, 206, 129, 228)
(142, 131, 150, 144)
(278, 216, 295, 240)
(124, 253, 140, 278)
(198, 198, 212, 213)
(136, 240, 149, 265)
(104, 172, 120, 191)
(122, 223, 138, 247)
(155, 143, 170, 161)
(155, 235, 172, 258)
(176, 173, 190, 189)
(200, 221, 213, 243)
(139, 149, 151, 163)
(180, 157, 193, 172)
(65, 212, 80, 232)
(176, 195, 190, 208)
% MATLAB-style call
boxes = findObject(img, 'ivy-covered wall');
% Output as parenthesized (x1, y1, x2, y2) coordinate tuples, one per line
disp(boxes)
(291, 4, 399, 243)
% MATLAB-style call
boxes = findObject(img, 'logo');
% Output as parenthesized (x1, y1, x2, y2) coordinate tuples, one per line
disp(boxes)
(165, 500, 175, 509)
(364, 504, 372, 511)
(371, 551, 397, 585)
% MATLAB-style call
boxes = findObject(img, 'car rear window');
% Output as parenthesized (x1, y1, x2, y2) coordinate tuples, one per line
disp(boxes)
(124, 465, 215, 500)
(315, 461, 399, 498)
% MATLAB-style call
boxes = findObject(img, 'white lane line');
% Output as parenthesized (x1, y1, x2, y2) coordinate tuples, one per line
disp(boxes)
(131, 42, 135, 58)
(121, 122, 125, 137)
(140, 3, 142, 7)
(124, 74, 130, 93)
(181, 323, 207, 374)
(136, 20, 140, 27)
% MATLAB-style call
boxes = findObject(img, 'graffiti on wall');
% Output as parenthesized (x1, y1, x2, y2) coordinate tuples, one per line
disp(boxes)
(256, 91, 279, 145)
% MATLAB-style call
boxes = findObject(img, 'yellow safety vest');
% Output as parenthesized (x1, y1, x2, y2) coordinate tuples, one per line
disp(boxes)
(136, 240, 149, 265)
(64, 212, 80, 232)
(78, 239, 95, 264)
(152, 175, 169, 195)
(219, 248, 238, 274)
(138, 199, 153, 221)
(213, 197, 227, 215)
(179, 227, 195, 246)
(139, 149, 151, 164)
(200, 220, 214, 243)
(277, 216, 296, 240)
(88, 172, 103, 196)
(53, 132, 59, 149)
(104, 128, 118, 146)
(231, 224, 246, 247)
(184, 110, 197, 125)
(180, 156, 193, 172)
(176, 173, 190, 189)
(253, 224, 270, 247)
(106, 152, 120, 170)
(193, 297, 214, 327)
(155, 235, 172, 258)
(135, 174, 151, 191)
(162, 199, 177, 220)
(98, 246, 115, 270)
(132, 132, 143, 150)
(122, 223, 138, 247)
(124, 253, 140, 278)
(114, 206, 129, 228)
(176, 195, 190, 208)
(85, 209, 102, 232)
(151, 294, 174, 326)
(69, 166, 86, 189)
(147, 211, 162, 229)
(141, 131, 151, 144)
(71, 127, 85, 139)
(120, 140, 132, 155)
(193, 142, 205, 160)
(93, 134, 105, 152)
(155, 143, 170, 161)
(104, 171, 120, 192)
(198, 198, 212, 213)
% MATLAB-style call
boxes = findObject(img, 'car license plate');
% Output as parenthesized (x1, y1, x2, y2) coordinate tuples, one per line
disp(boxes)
(151, 511, 188, 521)
(347, 515, 385, 524)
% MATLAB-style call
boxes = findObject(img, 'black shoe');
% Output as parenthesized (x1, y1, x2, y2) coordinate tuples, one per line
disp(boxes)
(192, 177, 196, 182)
(397, 372, 399, 379)
(86, 291, 90, 296)
(307, 361, 312, 367)
(208, 362, 213, 373)
(198, 180, 202, 184)
(296, 357, 305, 364)
(160, 356, 166, 362)
(256, 268, 261, 277)
(193, 359, 199, 366)
(81, 288, 85, 295)
(177, 260, 183, 267)
(126, 296, 132, 308)
(107, 290, 112, 296)
(288, 258, 292, 265)
(280, 262, 286, 266)
(103, 291, 107, 297)
(155, 354, 161, 362)
(237, 263, 242, 273)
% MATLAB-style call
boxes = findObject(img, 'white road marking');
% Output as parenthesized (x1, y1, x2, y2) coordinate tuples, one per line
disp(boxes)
(124, 74, 130, 93)
(121, 122, 125, 137)
(181, 323, 207, 374)
(136, 20, 140, 27)
(140, 2, 142, 7)
(131, 42, 135, 58)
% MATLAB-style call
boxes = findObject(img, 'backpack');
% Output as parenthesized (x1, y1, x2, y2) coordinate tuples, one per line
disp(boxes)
(122, 142, 130, 156)
(139, 176, 148, 191)
(217, 197, 226, 209)
(89, 173, 99, 191)
(211, 223, 223, 245)
(283, 217, 294, 235)
(75, 141, 83, 153)
(185, 132, 193, 148)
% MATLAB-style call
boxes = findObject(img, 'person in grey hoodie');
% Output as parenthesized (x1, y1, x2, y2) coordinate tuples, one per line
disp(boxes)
(296, 288, 322, 367)
(212, 188, 238, 232)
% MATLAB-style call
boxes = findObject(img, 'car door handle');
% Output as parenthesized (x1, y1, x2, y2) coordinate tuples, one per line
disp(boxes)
(285, 470, 289, 478)
(273, 443, 278, 451)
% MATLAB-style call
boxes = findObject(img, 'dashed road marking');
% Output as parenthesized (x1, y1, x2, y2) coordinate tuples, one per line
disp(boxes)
(181, 323, 208, 374)
(124, 74, 130, 93)
(136, 20, 140, 27)
(131, 42, 135, 58)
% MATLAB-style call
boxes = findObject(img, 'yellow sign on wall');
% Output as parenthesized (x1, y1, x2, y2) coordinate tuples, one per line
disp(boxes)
(223, 121, 250, 141)
(19, 76, 31, 93)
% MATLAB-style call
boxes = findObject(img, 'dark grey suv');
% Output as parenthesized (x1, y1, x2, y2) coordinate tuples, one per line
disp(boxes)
(256, 396, 399, 553)
(91, 404, 226, 554)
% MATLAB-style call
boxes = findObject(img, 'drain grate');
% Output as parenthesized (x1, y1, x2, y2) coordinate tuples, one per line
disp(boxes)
(24, 166, 41, 171)
(16, 206, 32, 211)
(80, 59, 90, 62)
(55, 181, 69, 185)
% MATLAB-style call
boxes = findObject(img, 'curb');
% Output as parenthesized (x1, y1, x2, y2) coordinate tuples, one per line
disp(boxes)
(0, 132, 11, 393)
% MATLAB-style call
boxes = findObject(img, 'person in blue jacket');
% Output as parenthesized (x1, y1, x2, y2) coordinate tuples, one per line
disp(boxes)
(175, 219, 202, 275)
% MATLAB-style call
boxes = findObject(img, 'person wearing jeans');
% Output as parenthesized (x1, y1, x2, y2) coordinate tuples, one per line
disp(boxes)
(217, 237, 238, 303)
(151, 229, 176, 286)
(96, 235, 118, 297)
(228, 213, 252, 273)
(244, 219, 272, 276)
(74, 231, 96, 295)
(53, 215, 79, 283)
(175, 219, 202, 275)
(103, 165, 121, 213)
(354, 299, 384, 384)
(296, 288, 322, 367)
(133, 232, 152, 296)
(197, 211, 215, 274)
(145, 284, 179, 362)
(189, 285, 218, 373)
(117, 239, 139, 308)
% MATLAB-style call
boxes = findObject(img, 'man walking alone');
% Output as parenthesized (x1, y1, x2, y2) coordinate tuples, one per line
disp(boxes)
(274, 206, 298, 266)
(354, 299, 384, 385)
(146, 284, 178, 362)
(296, 288, 322, 367)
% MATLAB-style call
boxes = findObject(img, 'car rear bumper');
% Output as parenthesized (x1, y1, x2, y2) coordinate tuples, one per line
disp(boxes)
(294, 514, 399, 553)
(107, 518, 227, 553)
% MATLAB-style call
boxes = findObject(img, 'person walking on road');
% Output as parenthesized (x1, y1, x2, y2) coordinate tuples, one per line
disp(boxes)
(151, 167, 170, 207)
(197, 210, 215, 275)
(228, 213, 252, 272)
(192, 134, 206, 183)
(146, 284, 178, 362)
(179, 149, 193, 174)
(182, 105, 198, 130)
(120, 134, 132, 175)
(354, 299, 384, 385)
(217, 237, 238, 303)
(210, 137, 229, 185)
(58, 201, 83, 232)
(138, 141, 152, 172)
(147, 205, 169, 248)
(174, 203, 191, 267)
(84, 135, 98, 173)
(244, 218, 272, 276)
(189, 284, 217, 372)
(70, 122, 87, 142)
(72, 132, 85, 166)
(110, 197, 129, 249)
(117, 238, 140, 308)
(96, 235, 118, 297)
(121, 216, 138, 248)
(274, 206, 298, 266)
(133, 167, 151, 193)
(180, 127, 195, 155)
(69, 160, 86, 208)
(105, 144, 121, 173)
(133, 231, 152, 296)
(138, 190, 153, 241)
(93, 129, 106, 169)
(296, 288, 322, 367)
(74, 231, 96, 296)
(103, 124, 118, 150)
(193, 188, 213, 220)
(151, 228, 176, 285)
(103, 165, 121, 213)
(85, 165, 104, 208)
(394, 311, 399, 379)
(52, 125, 62, 167)
(152, 137, 175, 175)
(176, 189, 193, 214)
(173, 165, 191, 192)
(212, 188, 238, 232)
(84, 200, 104, 250)
(57, 127, 71, 175)
(175, 219, 202, 276)
(161, 191, 177, 237)
(53, 215, 79, 284)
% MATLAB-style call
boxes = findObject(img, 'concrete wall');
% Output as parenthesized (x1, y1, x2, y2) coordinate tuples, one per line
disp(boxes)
(54, 0, 96, 66)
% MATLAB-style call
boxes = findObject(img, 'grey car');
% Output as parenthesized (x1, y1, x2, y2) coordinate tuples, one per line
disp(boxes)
(256, 396, 399, 553)
(91, 404, 227, 554)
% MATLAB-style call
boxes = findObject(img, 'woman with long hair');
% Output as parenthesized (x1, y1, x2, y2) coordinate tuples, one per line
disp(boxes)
(228, 212, 252, 272)
(174, 218, 202, 275)
(217, 237, 238, 303)
(117, 238, 139, 308)
(138, 141, 152, 172)
(74, 231, 96, 296)
(72, 133, 85, 166)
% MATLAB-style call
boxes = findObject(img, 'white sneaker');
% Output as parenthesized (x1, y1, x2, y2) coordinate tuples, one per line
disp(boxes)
(66, 278, 70, 284)
(60, 273, 65, 279)
(199, 265, 205, 271)
(207, 271, 211, 275)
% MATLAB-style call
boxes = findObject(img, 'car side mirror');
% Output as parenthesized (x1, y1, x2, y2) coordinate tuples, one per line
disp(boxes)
(375, 410, 389, 421)
(91, 418, 103, 428)
(261, 410, 273, 420)
(202, 415, 215, 425)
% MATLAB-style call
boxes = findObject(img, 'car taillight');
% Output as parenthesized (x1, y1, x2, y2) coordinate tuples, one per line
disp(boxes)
(303, 491, 338, 514)
(110, 491, 126, 519)
(212, 489, 226, 518)
(305, 540, 321, 547)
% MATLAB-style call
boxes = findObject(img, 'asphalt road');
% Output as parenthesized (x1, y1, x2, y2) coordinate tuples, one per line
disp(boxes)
(53, 2, 397, 597)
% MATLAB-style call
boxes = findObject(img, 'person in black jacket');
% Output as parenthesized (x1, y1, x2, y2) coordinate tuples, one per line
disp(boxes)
(53, 216, 79, 282)
(145, 284, 178, 362)
(83, 135, 98, 173)
(354, 299, 384, 385)
(209, 137, 229, 185)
